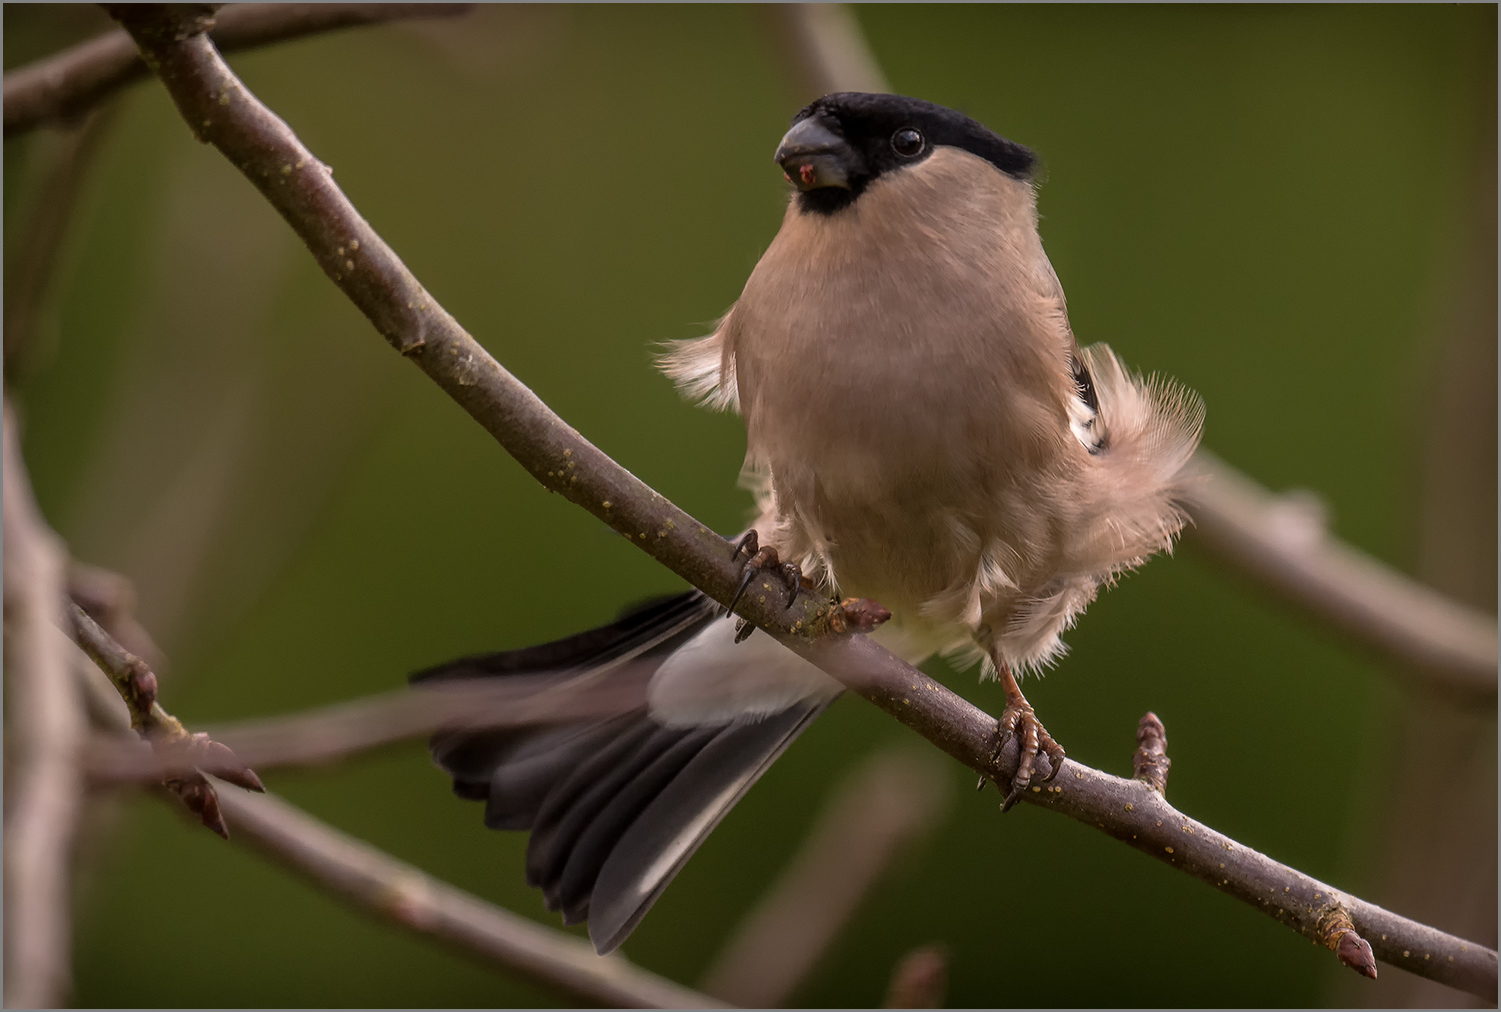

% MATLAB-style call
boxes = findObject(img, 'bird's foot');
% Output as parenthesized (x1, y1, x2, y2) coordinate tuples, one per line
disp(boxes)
(990, 667, 1066, 812)
(727, 531, 802, 640)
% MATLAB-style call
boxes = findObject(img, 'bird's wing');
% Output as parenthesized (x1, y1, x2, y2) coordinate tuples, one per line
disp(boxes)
(414, 590, 839, 954)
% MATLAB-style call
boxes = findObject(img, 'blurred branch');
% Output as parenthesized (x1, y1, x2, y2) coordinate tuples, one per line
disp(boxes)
(1181, 452, 1497, 696)
(758, 4, 889, 104)
(3, 3, 473, 138)
(702, 748, 952, 1006)
(68, 560, 166, 676)
(3, 106, 116, 381)
(75, 620, 710, 1009)
(210, 781, 726, 1009)
(3, 401, 85, 1009)
(87, 668, 655, 781)
(69, 600, 264, 838)
(1341, 36, 1499, 1006)
(111, 7, 1498, 998)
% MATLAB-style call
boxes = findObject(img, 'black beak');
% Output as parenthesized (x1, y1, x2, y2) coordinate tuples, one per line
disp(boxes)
(774, 116, 858, 191)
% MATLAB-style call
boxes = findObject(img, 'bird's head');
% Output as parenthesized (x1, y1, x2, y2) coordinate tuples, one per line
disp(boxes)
(774, 93, 1037, 216)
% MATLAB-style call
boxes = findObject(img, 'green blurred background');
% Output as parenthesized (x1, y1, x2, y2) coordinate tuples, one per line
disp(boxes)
(5, 4, 1495, 1007)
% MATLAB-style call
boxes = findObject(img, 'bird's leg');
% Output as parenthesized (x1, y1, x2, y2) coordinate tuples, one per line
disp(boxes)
(727, 532, 803, 641)
(993, 663, 1066, 812)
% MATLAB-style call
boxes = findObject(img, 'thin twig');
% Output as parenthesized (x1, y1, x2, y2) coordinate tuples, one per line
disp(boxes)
(110, 9, 1498, 998)
(701, 748, 951, 1006)
(69, 601, 264, 838)
(3, 3, 473, 138)
(1181, 451, 1497, 695)
(85, 667, 655, 781)
(3, 401, 85, 1009)
(209, 781, 726, 1008)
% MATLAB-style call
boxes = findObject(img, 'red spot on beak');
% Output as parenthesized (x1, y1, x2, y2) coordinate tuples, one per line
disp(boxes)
(799, 163, 817, 186)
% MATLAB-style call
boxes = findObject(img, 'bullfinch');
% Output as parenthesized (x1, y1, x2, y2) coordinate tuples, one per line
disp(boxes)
(414, 92, 1204, 954)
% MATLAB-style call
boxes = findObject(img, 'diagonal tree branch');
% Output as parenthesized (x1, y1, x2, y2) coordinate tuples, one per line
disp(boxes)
(107, 7, 1497, 998)
(74, 638, 720, 1010)
(212, 783, 726, 1009)
(100, 2, 847, 647)
(3, 401, 86, 1010)
(210, 780, 726, 1002)
(1181, 451, 1497, 695)
(3, 3, 473, 138)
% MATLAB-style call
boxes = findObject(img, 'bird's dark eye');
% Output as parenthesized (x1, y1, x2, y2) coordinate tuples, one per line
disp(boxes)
(891, 128, 924, 157)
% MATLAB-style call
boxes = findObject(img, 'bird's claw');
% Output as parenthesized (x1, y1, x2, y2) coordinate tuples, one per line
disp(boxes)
(725, 530, 761, 618)
(725, 533, 804, 632)
(731, 529, 759, 563)
(994, 697, 1065, 813)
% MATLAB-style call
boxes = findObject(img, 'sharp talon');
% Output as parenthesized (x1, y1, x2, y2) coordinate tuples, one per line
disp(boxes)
(975, 775, 990, 792)
(731, 530, 758, 561)
(1042, 748, 1066, 783)
(780, 562, 802, 608)
(727, 566, 757, 617)
(734, 618, 755, 643)
(729, 544, 783, 618)
(1000, 783, 1025, 813)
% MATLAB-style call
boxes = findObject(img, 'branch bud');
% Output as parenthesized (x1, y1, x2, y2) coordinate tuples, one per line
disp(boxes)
(1132, 711, 1171, 795)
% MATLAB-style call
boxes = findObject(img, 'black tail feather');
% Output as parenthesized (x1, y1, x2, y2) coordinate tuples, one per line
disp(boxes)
(483, 721, 629, 830)
(410, 591, 715, 683)
(555, 725, 720, 923)
(588, 699, 832, 953)
(525, 717, 661, 892)
(415, 588, 836, 953)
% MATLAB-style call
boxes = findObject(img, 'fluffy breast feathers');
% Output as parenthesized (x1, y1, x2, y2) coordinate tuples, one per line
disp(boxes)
(659, 147, 1203, 674)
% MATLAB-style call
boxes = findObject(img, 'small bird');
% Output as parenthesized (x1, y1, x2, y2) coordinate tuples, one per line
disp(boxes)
(414, 93, 1203, 954)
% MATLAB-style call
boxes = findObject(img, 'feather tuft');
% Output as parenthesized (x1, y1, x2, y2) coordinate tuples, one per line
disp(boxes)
(656, 316, 739, 413)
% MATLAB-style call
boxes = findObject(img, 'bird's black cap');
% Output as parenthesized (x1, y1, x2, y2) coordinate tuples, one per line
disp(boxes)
(779, 92, 1037, 215)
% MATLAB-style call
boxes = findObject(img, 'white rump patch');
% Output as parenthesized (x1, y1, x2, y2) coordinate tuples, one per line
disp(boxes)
(648, 618, 840, 727)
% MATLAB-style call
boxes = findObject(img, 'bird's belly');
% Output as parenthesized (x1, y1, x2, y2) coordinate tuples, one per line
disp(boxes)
(735, 264, 1078, 656)
(803, 455, 988, 602)
(762, 424, 1045, 656)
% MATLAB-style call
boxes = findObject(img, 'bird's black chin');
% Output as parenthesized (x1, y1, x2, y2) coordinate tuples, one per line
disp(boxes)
(795, 186, 863, 216)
